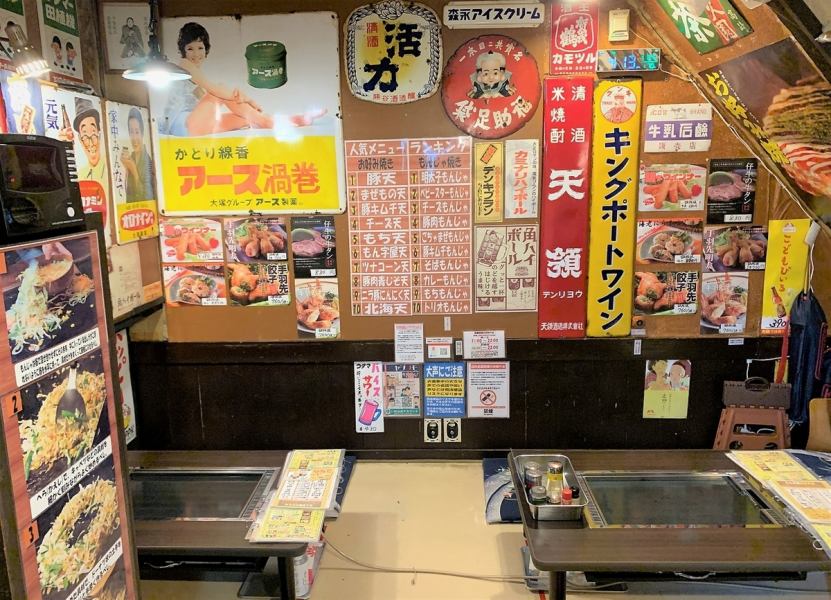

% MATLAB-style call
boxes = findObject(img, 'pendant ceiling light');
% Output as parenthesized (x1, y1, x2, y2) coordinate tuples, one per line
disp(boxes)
(122, 0, 191, 86)
(1, 23, 50, 79)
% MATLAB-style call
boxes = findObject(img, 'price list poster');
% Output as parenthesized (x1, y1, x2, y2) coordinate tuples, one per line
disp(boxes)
(0, 231, 138, 600)
(347, 137, 473, 316)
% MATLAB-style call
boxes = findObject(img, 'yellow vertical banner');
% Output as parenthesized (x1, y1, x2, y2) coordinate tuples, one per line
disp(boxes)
(761, 219, 811, 335)
(474, 141, 504, 223)
(586, 79, 642, 337)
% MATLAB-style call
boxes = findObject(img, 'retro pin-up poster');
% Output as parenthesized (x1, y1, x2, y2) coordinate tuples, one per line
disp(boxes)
(149, 13, 345, 215)
(442, 35, 540, 139)
(344, 2, 442, 104)
(106, 101, 159, 244)
(41, 89, 113, 246)
(36, 0, 84, 84)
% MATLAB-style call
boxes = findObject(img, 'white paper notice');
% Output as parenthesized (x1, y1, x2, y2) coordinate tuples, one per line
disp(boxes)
(426, 337, 453, 359)
(466, 361, 510, 418)
(115, 332, 137, 444)
(395, 323, 425, 363)
(463, 330, 506, 359)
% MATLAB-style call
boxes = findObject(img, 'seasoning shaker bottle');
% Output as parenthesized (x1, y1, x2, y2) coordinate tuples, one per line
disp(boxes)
(546, 461, 564, 504)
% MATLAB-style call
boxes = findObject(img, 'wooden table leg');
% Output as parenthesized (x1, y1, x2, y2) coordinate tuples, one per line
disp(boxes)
(549, 571, 566, 600)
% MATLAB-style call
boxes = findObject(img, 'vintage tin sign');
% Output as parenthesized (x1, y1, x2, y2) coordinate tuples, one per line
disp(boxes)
(550, 2, 598, 76)
(443, 2, 544, 29)
(442, 35, 540, 139)
(345, 1, 442, 104)
(586, 80, 643, 337)
(538, 77, 593, 338)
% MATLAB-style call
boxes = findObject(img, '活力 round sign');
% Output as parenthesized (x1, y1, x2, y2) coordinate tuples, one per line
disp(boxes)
(441, 35, 540, 139)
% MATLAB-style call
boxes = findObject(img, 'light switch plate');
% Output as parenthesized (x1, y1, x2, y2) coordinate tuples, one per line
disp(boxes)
(609, 9, 630, 42)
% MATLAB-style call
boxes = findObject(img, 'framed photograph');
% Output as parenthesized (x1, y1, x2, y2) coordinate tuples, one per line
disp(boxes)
(100, 2, 151, 72)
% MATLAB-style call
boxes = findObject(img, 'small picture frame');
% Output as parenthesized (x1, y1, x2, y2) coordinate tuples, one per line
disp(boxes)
(100, 2, 151, 72)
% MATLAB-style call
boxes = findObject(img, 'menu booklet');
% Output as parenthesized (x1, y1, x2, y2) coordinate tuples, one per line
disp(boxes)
(248, 449, 344, 543)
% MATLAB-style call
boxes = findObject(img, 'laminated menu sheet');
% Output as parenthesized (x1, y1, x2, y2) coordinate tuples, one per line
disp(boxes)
(729, 450, 831, 556)
(274, 449, 345, 510)
(248, 449, 344, 543)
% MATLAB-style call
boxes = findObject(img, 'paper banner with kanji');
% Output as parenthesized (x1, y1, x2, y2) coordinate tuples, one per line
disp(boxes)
(474, 225, 538, 312)
(761, 219, 811, 335)
(474, 142, 503, 223)
(586, 79, 642, 337)
(538, 77, 593, 338)
(150, 13, 344, 215)
(346, 137, 473, 317)
(550, 2, 598, 76)
(504, 139, 539, 218)
(344, 2, 442, 104)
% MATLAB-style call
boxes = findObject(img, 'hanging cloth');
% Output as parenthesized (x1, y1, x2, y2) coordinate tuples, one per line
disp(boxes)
(785, 291, 828, 424)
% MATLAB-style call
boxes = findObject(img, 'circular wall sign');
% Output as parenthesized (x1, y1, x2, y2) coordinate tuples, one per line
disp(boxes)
(599, 85, 637, 124)
(441, 35, 541, 139)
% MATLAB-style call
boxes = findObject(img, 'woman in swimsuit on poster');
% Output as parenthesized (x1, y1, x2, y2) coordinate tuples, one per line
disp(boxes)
(164, 22, 273, 136)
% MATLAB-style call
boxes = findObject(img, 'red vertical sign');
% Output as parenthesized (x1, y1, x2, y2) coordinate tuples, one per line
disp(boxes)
(550, 2, 599, 76)
(538, 77, 593, 338)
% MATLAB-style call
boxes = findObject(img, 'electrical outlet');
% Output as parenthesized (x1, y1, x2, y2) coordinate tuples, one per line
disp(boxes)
(443, 418, 461, 443)
(424, 419, 442, 443)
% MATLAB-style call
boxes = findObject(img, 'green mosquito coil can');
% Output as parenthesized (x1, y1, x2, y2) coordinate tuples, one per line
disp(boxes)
(245, 41, 287, 89)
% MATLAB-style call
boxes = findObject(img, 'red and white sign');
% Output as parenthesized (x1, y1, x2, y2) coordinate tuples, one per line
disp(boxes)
(550, 2, 598, 76)
(538, 77, 593, 338)
(441, 35, 541, 139)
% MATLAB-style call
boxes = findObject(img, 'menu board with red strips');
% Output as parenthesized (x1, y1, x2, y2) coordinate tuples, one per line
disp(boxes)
(347, 137, 473, 316)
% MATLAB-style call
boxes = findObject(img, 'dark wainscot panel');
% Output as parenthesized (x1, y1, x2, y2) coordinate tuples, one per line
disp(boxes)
(131, 339, 783, 458)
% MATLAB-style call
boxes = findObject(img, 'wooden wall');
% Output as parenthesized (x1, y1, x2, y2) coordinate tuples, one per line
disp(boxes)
(99, 0, 818, 342)
(103, 1, 827, 454)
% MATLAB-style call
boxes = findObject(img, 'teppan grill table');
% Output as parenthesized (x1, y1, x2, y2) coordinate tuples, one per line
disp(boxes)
(509, 450, 831, 600)
(129, 451, 307, 599)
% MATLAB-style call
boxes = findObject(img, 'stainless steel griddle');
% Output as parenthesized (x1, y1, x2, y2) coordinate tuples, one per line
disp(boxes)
(128, 451, 306, 600)
(129, 468, 278, 521)
(576, 470, 786, 528)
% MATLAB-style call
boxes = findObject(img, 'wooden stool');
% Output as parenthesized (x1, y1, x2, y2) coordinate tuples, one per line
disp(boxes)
(713, 406, 790, 450)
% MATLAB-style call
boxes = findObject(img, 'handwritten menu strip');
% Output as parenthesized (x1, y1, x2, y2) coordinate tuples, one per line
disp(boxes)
(346, 137, 473, 317)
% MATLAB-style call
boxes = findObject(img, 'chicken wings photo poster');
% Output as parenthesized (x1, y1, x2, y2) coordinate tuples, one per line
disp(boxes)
(149, 13, 345, 216)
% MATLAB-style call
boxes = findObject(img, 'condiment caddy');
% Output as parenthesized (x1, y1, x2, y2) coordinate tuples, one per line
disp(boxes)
(513, 453, 586, 521)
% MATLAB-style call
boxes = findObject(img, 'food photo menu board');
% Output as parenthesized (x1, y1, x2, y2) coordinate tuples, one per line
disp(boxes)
(0, 231, 138, 600)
